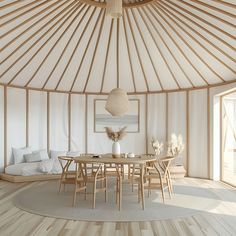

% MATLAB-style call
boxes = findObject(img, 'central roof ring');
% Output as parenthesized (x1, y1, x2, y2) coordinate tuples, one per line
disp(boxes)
(79, 0, 155, 9)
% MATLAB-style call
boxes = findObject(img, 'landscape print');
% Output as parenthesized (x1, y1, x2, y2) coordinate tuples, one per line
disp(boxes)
(94, 99, 139, 133)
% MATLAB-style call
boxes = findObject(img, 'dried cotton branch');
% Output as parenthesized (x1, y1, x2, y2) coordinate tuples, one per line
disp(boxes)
(105, 126, 127, 142)
(151, 138, 163, 156)
(167, 134, 184, 157)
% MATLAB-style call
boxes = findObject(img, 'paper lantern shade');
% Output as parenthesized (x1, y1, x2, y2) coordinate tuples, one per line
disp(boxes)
(105, 88, 129, 116)
(106, 0, 122, 18)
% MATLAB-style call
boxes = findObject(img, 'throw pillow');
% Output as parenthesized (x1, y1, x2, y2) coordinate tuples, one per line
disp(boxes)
(24, 152, 41, 163)
(38, 159, 54, 173)
(12, 147, 32, 164)
(33, 149, 49, 160)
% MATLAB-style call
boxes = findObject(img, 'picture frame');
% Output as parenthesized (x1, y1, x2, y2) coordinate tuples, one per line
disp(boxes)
(94, 99, 140, 133)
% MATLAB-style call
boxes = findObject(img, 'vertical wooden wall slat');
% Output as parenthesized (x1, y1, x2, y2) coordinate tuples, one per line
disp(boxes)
(186, 91, 189, 177)
(220, 96, 223, 181)
(4, 86, 7, 171)
(166, 93, 169, 143)
(145, 94, 148, 154)
(68, 93, 71, 151)
(47, 92, 50, 154)
(85, 94, 88, 153)
(26, 89, 29, 147)
(207, 88, 210, 179)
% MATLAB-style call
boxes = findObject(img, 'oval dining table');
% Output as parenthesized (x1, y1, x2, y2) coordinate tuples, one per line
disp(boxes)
(74, 154, 157, 210)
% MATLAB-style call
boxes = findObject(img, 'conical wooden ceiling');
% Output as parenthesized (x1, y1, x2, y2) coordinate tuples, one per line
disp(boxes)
(0, 0, 236, 94)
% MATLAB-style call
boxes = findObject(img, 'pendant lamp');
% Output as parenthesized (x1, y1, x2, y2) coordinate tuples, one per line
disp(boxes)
(106, 0, 123, 18)
(105, 88, 129, 116)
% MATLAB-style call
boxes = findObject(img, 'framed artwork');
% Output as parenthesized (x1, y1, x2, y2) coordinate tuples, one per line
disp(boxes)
(94, 99, 140, 133)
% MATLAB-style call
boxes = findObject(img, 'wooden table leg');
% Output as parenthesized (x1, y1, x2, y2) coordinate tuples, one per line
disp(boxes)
(140, 164, 145, 210)
(115, 164, 122, 211)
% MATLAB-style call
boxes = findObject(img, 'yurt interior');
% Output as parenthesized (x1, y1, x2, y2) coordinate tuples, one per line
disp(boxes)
(0, 0, 236, 235)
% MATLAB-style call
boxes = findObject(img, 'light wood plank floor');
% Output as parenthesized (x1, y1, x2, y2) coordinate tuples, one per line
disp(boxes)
(0, 178, 235, 236)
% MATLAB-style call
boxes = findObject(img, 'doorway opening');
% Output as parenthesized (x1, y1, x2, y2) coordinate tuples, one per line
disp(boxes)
(220, 90, 236, 187)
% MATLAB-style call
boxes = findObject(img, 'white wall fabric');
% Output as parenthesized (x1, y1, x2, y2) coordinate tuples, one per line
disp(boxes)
(29, 91, 47, 151)
(120, 95, 146, 154)
(189, 89, 208, 178)
(147, 92, 187, 167)
(0, 87, 4, 172)
(168, 92, 187, 167)
(49, 93, 69, 151)
(147, 94, 166, 154)
(87, 95, 113, 154)
(7, 87, 26, 165)
(71, 94, 86, 153)
(1, 83, 236, 178)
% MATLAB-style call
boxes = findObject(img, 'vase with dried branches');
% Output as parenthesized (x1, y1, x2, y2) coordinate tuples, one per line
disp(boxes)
(151, 138, 163, 157)
(105, 126, 127, 158)
(167, 134, 184, 165)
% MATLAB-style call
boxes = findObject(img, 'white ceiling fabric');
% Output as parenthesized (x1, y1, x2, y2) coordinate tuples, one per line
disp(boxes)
(0, 0, 236, 94)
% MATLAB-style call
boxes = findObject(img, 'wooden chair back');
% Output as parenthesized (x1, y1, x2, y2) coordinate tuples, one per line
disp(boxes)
(159, 156, 174, 178)
(58, 156, 74, 173)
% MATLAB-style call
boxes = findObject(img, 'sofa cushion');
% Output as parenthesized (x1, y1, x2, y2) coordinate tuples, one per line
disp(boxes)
(24, 152, 41, 163)
(12, 147, 32, 164)
(34, 149, 49, 161)
(38, 159, 54, 173)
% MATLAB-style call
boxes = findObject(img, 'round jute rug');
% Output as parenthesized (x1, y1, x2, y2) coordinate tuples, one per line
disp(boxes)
(13, 179, 220, 222)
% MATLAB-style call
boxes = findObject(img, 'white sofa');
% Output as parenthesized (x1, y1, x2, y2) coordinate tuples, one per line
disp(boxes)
(4, 148, 79, 176)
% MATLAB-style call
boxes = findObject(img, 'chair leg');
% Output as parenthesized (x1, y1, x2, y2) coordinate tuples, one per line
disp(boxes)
(140, 178, 145, 210)
(131, 165, 134, 192)
(167, 178, 172, 199)
(116, 178, 119, 204)
(148, 179, 151, 198)
(119, 176, 122, 211)
(160, 177, 165, 204)
(122, 165, 125, 179)
(58, 173, 64, 193)
(167, 170, 173, 193)
(93, 180, 97, 209)
(84, 188, 87, 200)
(128, 164, 131, 179)
(58, 180, 62, 194)
(105, 177, 107, 202)
(169, 178, 173, 193)
(138, 183, 140, 203)
(73, 184, 77, 207)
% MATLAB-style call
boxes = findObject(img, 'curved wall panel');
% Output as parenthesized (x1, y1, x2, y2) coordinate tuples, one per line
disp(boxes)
(168, 92, 187, 168)
(49, 93, 69, 151)
(28, 90, 47, 151)
(6, 88, 26, 165)
(71, 94, 86, 153)
(189, 89, 208, 178)
(0, 82, 235, 179)
(147, 94, 166, 153)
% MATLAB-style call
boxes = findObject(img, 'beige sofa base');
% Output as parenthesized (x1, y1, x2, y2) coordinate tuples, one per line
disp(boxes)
(0, 173, 60, 183)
